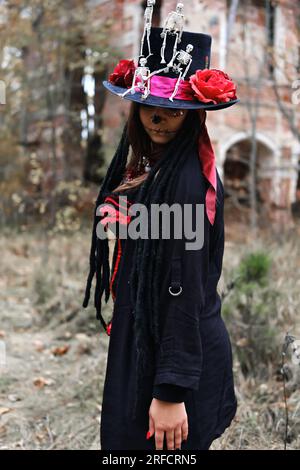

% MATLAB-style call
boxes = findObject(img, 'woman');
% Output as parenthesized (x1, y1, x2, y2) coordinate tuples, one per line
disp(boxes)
(82, 25, 239, 450)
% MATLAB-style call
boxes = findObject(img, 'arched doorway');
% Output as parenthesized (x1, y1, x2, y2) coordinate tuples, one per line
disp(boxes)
(222, 135, 276, 224)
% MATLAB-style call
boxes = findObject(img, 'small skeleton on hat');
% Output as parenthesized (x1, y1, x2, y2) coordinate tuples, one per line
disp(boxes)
(160, 2, 185, 64)
(145, 43, 194, 102)
(118, 57, 151, 100)
(167, 44, 194, 101)
(139, 0, 156, 60)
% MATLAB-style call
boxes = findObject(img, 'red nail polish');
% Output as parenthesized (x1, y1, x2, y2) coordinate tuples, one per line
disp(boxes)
(146, 431, 151, 440)
(106, 322, 112, 336)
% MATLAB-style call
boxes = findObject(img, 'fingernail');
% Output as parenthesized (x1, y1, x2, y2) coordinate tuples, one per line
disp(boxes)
(146, 431, 151, 440)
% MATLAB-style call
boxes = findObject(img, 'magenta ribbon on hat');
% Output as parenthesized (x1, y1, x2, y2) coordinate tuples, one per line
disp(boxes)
(135, 75, 217, 225)
(135, 75, 194, 101)
(149, 75, 195, 100)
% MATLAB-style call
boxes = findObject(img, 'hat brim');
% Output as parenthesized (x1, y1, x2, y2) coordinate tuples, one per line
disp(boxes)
(103, 81, 239, 111)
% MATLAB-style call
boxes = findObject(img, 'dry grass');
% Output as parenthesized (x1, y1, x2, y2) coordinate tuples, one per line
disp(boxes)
(0, 228, 112, 449)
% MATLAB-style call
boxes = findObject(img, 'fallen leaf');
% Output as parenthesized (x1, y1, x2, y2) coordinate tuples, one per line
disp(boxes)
(33, 377, 54, 388)
(8, 394, 21, 402)
(276, 401, 294, 411)
(237, 338, 249, 347)
(51, 345, 70, 356)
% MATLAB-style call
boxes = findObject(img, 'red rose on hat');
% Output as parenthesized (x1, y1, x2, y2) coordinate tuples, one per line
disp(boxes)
(189, 69, 237, 104)
(109, 59, 136, 88)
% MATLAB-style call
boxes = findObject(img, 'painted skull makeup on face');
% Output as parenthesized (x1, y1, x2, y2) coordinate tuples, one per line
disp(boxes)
(139, 104, 188, 144)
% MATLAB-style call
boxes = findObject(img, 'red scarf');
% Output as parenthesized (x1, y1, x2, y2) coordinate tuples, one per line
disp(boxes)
(197, 110, 217, 225)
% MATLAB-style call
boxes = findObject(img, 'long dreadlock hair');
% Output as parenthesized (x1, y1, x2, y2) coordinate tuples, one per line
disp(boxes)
(83, 100, 206, 420)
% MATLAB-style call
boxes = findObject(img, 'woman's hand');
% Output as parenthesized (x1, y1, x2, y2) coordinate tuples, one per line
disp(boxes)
(148, 398, 188, 450)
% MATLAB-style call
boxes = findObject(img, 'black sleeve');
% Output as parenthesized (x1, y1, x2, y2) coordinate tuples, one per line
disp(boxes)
(152, 383, 190, 402)
(152, 167, 211, 403)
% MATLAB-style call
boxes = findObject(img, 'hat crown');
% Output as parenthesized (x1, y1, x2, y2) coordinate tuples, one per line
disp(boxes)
(141, 27, 212, 81)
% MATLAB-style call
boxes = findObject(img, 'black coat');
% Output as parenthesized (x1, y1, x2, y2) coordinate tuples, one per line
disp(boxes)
(100, 145, 238, 450)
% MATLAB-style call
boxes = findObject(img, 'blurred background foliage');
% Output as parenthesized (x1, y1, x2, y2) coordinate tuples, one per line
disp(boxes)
(0, 0, 121, 232)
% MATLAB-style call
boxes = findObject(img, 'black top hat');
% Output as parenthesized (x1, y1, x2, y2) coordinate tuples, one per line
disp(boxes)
(103, 22, 239, 111)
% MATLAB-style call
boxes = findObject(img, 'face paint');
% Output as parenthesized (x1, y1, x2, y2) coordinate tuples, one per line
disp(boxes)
(139, 105, 188, 144)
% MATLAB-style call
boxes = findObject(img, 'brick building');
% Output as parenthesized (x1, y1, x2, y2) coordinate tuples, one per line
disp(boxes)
(96, 0, 300, 226)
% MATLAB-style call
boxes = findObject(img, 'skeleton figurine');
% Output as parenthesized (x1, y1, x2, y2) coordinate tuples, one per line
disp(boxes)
(167, 44, 194, 102)
(139, 0, 156, 60)
(118, 57, 151, 100)
(160, 3, 185, 64)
